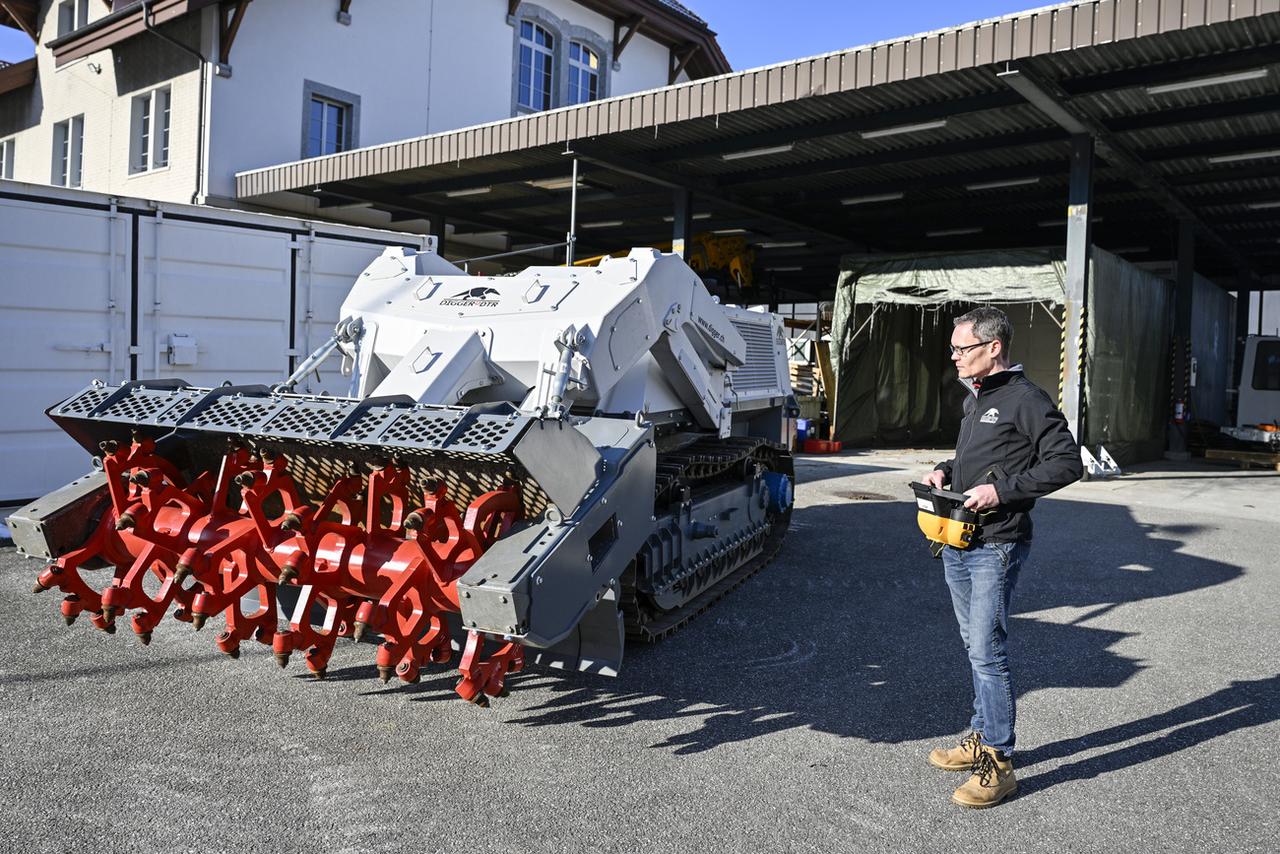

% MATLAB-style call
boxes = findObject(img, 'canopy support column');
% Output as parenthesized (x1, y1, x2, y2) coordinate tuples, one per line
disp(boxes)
(1062, 133, 1093, 442)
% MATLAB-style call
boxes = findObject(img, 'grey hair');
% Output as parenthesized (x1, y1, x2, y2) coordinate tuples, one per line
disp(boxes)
(953, 306, 1013, 352)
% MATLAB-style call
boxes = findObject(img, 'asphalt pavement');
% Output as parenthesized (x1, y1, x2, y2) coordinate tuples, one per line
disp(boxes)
(2, 450, 1277, 854)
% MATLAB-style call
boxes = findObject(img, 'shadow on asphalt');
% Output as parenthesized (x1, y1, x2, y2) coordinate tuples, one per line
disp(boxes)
(1016, 674, 1280, 795)
(474, 497, 1246, 764)
(790, 457, 899, 485)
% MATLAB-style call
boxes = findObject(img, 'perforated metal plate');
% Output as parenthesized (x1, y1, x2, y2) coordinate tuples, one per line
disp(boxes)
(49, 382, 530, 458)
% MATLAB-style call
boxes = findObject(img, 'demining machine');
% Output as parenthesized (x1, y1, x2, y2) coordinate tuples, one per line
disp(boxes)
(10, 246, 796, 704)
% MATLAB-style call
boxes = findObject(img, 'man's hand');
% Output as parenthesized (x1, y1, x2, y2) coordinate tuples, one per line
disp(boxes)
(922, 469, 947, 489)
(963, 483, 1000, 512)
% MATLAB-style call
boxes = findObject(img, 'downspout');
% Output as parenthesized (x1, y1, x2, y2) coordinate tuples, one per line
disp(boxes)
(140, 0, 209, 204)
(424, 0, 435, 134)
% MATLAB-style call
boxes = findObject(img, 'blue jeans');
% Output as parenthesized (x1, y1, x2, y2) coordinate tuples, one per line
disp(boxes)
(942, 541, 1029, 756)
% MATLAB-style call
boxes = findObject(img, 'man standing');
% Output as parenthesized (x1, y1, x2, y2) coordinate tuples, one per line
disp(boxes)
(921, 306, 1082, 808)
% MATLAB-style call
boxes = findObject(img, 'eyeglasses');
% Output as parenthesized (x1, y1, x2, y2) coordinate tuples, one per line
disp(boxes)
(950, 340, 993, 356)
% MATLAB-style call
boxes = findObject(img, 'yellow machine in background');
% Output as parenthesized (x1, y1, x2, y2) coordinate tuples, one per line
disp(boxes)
(576, 233, 756, 294)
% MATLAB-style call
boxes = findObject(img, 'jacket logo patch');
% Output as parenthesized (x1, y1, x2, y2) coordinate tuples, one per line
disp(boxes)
(980, 407, 1000, 424)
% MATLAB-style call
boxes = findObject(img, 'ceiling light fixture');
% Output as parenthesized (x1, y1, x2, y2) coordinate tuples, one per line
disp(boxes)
(1246, 201, 1280, 210)
(1145, 68, 1269, 96)
(661, 212, 713, 221)
(966, 177, 1041, 191)
(926, 227, 983, 237)
(712, 227, 750, 235)
(444, 186, 492, 198)
(756, 241, 807, 249)
(451, 230, 507, 240)
(1037, 216, 1103, 227)
(841, 192, 905, 206)
(526, 176, 579, 190)
(721, 143, 794, 161)
(581, 220, 624, 228)
(765, 266, 804, 272)
(860, 119, 947, 140)
(1207, 148, 1280, 164)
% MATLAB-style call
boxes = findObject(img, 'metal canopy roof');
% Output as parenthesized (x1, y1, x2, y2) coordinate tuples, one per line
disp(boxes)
(236, 0, 1280, 295)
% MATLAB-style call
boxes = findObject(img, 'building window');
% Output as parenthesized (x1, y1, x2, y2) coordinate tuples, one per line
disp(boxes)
(52, 115, 84, 188)
(0, 138, 13, 180)
(518, 21, 554, 111)
(568, 41, 600, 104)
(57, 0, 90, 37)
(510, 7, 609, 116)
(307, 96, 348, 156)
(130, 87, 170, 174)
(1254, 341, 1280, 391)
(300, 81, 359, 159)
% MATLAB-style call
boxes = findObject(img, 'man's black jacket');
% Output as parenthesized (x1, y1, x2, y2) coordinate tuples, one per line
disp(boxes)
(935, 367, 1083, 543)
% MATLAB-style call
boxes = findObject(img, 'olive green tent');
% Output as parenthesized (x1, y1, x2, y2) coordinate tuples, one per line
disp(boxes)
(829, 248, 1176, 465)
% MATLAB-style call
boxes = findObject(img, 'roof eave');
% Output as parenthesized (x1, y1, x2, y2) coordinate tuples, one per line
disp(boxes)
(0, 56, 36, 96)
(46, 0, 215, 68)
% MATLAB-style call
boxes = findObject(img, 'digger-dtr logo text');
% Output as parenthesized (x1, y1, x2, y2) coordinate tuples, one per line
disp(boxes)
(442, 286, 501, 307)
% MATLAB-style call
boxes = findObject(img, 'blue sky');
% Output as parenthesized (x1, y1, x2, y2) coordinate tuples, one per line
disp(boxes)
(691, 0, 1041, 68)
(1, 1, 1039, 67)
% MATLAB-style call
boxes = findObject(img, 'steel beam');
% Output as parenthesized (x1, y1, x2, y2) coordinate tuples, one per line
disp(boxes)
(393, 163, 586, 198)
(1060, 43, 1280, 96)
(1234, 284, 1251, 390)
(1166, 218, 1196, 453)
(718, 128, 1065, 187)
(671, 188, 693, 260)
(429, 212, 447, 254)
(651, 90, 1023, 163)
(574, 144, 856, 246)
(1061, 134, 1093, 442)
(313, 182, 565, 244)
(1108, 93, 1280, 133)
(998, 63, 1260, 284)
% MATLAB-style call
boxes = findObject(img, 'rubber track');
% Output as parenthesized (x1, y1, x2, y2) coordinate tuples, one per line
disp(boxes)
(622, 440, 792, 643)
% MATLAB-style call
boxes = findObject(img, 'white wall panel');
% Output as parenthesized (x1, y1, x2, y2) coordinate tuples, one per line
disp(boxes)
(135, 215, 294, 387)
(0, 192, 127, 501)
(1, 183, 427, 502)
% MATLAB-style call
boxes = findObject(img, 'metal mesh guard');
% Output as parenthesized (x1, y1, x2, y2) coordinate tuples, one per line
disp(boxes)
(54, 384, 529, 456)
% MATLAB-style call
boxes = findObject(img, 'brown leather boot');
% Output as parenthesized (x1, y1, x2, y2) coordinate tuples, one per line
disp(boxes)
(951, 745, 1017, 808)
(928, 730, 983, 771)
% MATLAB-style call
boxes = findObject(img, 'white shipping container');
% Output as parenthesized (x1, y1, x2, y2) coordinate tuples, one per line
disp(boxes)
(0, 181, 431, 502)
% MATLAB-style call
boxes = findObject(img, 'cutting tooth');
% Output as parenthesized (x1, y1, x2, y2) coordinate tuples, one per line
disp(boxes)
(115, 514, 136, 531)
(173, 563, 193, 584)
(377, 666, 392, 684)
(352, 621, 368, 643)
(138, 632, 152, 646)
(192, 613, 207, 631)
(274, 653, 290, 669)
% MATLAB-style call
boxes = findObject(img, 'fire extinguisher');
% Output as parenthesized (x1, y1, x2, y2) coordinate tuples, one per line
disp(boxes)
(1173, 400, 1186, 424)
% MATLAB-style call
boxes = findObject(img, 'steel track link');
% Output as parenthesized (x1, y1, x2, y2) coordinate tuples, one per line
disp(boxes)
(622, 439, 793, 643)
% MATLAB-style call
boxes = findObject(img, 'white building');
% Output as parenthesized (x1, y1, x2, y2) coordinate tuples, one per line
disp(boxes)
(0, 0, 728, 209)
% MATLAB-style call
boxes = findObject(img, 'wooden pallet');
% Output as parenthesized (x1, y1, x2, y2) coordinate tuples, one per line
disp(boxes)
(1204, 447, 1280, 472)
